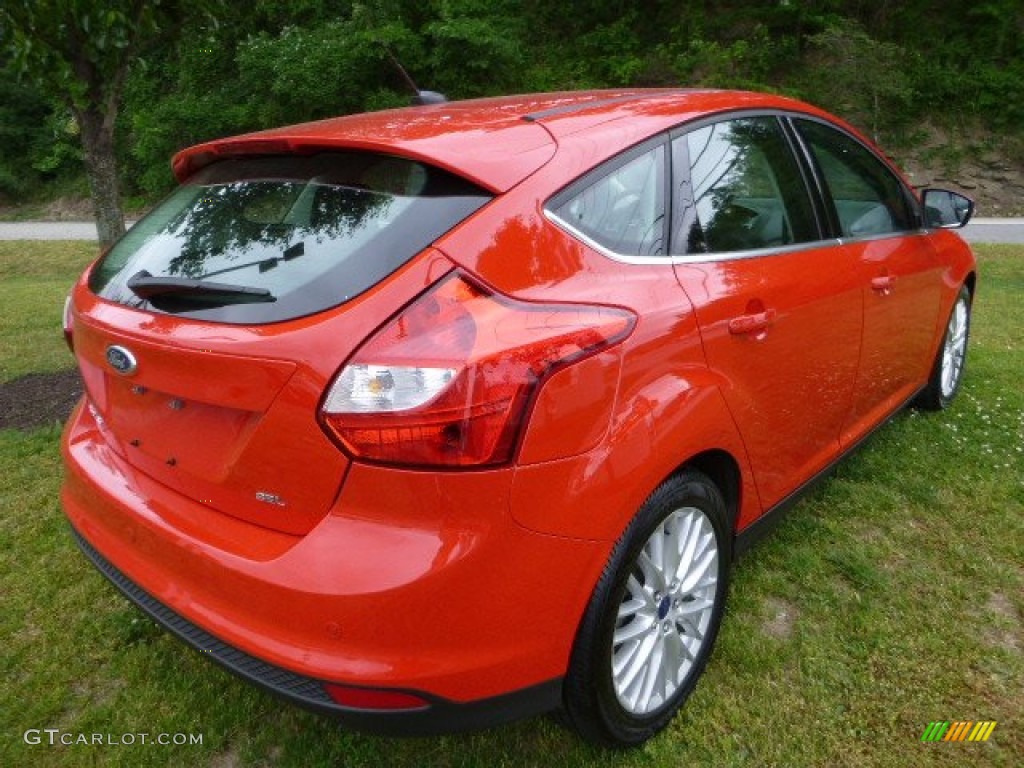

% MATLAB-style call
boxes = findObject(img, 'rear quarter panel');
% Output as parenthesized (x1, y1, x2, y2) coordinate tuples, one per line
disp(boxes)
(438, 181, 761, 542)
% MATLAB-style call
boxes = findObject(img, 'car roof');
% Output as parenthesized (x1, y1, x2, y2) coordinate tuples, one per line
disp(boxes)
(171, 89, 836, 193)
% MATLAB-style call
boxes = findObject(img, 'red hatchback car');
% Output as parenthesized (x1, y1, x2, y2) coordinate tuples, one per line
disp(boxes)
(62, 89, 976, 746)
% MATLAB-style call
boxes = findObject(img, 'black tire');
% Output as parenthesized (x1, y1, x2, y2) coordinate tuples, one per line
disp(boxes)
(563, 469, 731, 747)
(916, 284, 972, 411)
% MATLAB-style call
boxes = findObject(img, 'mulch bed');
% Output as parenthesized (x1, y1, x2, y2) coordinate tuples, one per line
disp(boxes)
(0, 369, 83, 431)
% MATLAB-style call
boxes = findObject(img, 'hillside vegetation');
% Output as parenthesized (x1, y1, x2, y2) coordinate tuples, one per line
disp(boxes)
(2, 1, 1022, 209)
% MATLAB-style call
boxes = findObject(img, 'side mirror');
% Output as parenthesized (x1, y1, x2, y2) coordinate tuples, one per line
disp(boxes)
(922, 188, 975, 229)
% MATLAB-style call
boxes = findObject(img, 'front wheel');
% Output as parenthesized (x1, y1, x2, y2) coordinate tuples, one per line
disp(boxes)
(563, 469, 730, 747)
(916, 284, 972, 411)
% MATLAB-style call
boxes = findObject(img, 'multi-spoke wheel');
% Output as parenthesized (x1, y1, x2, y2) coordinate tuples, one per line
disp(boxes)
(917, 284, 972, 411)
(611, 506, 719, 715)
(563, 469, 730, 747)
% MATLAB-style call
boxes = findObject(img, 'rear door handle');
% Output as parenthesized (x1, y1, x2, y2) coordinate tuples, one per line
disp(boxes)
(728, 308, 776, 335)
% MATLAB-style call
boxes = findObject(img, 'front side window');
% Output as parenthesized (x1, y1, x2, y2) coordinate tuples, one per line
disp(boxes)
(673, 117, 818, 255)
(89, 153, 490, 324)
(550, 145, 666, 257)
(795, 119, 915, 238)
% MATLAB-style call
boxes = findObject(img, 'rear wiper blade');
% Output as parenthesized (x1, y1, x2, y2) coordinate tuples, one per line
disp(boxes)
(126, 270, 276, 302)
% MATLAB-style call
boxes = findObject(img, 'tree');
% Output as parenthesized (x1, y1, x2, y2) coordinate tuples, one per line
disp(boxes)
(0, 68, 58, 201)
(0, 2, 219, 248)
(802, 19, 914, 143)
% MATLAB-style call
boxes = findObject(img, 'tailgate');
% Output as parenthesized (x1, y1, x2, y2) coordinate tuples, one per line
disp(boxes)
(73, 315, 347, 536)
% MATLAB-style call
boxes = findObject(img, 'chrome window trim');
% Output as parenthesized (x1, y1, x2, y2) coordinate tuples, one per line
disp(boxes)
(546, 206, 834, 264)
(837, 229, 933, 246)
(545, 207, 932, 266)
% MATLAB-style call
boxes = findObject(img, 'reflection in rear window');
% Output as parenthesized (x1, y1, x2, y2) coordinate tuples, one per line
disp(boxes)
(89, 153, 491, 324)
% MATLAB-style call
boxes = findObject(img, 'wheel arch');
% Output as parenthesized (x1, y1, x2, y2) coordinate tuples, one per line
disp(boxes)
(964, 270, 977, 299)
(511, 382, 761, 541)
(683, 449, 743, 536)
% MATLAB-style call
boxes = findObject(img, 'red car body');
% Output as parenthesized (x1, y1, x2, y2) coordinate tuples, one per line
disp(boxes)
(61, 89, 976, 743)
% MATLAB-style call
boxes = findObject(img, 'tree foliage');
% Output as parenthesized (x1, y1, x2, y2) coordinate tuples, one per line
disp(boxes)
(801, 20, 915, 143)
(0, 74, 66, 199)
(2, 0, 1021, 208)
(0, 1, 220, 245)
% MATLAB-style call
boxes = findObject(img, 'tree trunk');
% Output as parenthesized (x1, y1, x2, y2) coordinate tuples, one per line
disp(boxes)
(75, 106, 125, 250)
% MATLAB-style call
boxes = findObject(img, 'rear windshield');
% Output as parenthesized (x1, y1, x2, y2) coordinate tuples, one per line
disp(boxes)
(89, 152, 491, 323)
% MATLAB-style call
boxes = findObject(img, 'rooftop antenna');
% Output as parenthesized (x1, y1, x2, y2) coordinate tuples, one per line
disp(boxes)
(383, 47, 447, 106)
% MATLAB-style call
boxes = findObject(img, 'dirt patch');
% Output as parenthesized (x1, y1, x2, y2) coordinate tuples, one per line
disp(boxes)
(0, 369, 82, 431)
(41, 196, 96, 220)
(899, 126, 1024, 216)
(903, 157, 1024, 217)
(208, 748, 242, 768)
(0, 196, 151, 223)
(761, 597, 799, 640)
(982, 591, 1022, 652)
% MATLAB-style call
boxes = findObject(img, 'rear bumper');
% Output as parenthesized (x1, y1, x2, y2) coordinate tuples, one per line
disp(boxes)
(69, 523, 562, 734)
(61, 399, 609, 732)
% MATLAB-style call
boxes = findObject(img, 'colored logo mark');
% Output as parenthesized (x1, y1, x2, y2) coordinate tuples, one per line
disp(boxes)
(921, 721, 997, 742)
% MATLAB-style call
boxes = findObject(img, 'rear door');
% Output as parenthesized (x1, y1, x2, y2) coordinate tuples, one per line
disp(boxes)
(791, 119, 943, 447)
(671, 116, 863, 510)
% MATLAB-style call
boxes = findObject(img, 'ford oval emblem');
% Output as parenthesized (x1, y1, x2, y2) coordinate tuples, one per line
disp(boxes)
(106, 345, 138, 376)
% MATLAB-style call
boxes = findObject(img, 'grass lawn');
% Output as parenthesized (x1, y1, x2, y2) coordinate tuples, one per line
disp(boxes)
(1, 242, 1021, 767)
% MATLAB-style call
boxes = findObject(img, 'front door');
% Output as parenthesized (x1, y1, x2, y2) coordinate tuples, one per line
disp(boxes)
(792, 119, 943, 447)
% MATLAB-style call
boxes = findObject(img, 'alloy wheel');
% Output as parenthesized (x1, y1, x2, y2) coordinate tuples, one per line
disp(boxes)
(941, 295, 969, 398)
(610, 506, 719, 715)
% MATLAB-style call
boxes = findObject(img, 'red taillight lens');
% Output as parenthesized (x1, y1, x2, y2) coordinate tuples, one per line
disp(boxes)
(320, 273, 635, 467)
(62, 295, 74, 352)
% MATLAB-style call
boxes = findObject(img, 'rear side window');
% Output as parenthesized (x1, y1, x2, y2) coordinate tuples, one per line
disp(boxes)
(672, 117, 818, 254)
(89, 153, 491, 324)
(794, 120, 915, 238)
(549, 144, 666, 257)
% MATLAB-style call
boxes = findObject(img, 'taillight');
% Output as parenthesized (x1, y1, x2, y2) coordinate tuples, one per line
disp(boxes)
(62, 295, 74, 352)
(320, 272, 635, 467)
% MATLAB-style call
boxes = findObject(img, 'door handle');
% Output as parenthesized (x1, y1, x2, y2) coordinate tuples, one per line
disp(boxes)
(871, 274, 897, 292)
(728, 308, 776, 335)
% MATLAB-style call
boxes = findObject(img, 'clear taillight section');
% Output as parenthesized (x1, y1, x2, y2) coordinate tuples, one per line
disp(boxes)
(62, 295, 74, 351)
(319, 273, 635, 467)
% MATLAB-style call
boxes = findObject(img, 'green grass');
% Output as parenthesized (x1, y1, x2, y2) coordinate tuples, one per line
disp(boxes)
(2, 243, 1021, 767)
(0, 241, 97, 382)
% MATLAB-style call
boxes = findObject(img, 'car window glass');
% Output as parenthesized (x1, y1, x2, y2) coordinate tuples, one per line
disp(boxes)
(795, 119, 914, 238)
(552, 145, 665, 257)
(88, 153, 489, 324)
(672, 117, 817, 255)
